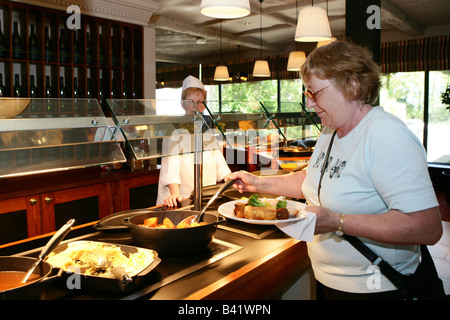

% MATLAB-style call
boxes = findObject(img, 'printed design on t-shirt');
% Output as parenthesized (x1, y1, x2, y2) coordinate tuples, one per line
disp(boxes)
(312, 152, 325, 169)
(312, 152, 346, 179)
(329, 158, 346, 178)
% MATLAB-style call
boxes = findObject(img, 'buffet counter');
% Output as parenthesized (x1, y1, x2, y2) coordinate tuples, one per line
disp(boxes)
(0, 200, 311, 300)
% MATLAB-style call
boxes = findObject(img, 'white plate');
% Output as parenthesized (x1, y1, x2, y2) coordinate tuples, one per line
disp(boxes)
(218, 199, 308, 225)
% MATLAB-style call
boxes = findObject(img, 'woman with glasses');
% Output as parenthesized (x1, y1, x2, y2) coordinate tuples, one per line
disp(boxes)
(226, 41, 442, 299)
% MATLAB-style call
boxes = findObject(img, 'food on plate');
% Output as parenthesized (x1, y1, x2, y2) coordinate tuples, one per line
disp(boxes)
(233, 194, 297, 220)
(45, 241, 156, 278)
(139, 216, 207, 229)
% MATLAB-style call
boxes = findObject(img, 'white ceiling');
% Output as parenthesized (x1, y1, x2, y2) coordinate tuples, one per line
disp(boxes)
(149, 0, 450, 70)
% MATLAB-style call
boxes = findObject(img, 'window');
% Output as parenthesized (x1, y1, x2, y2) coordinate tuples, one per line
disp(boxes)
(380, 70, 450, 164)
(380, 72, 425, 143)
(427, 70, 450, 163)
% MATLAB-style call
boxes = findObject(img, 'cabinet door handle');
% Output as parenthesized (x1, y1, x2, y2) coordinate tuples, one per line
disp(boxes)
(29, 198, 38, 205)
(44, 197, 53, 203)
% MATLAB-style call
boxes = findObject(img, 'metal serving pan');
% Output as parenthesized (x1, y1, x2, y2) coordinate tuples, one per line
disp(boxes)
(46, 241, 161, 293)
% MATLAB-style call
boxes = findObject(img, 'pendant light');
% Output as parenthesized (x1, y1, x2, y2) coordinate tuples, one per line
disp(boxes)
(287, 51, 306, 71)
(253, 0, 270, 77)
(295, 0, 332, 42)
(315, 2, 336, 47)
(317, 37, 337, 47)
(214, 20, 229, 81)
(287, 0, 306, 71)
(201, 0, 251, 19)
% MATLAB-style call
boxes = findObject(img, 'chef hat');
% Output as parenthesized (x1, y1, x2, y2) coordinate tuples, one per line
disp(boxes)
(182, 75, 205, 92)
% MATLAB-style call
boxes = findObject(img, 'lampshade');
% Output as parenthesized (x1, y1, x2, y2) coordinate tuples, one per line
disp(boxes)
(214, 65, 230, 81)
(253, 60, 270, 77)
(201, 0, 251, 19)
(295, 6, 332, 42)
(317, 37, 337, 48)
(287, 51, 306, 71)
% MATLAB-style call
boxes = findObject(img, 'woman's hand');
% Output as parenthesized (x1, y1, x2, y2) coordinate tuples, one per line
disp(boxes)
(226, 171, 261, 193)
(306, 205, 341, 235)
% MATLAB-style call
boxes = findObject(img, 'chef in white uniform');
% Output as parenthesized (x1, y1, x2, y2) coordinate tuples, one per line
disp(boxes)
(156, 76, 231, 207)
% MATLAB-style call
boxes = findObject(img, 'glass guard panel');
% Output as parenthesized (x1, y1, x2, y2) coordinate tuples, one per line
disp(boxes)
(107, 99, 219, 161)
(0, 98, 126, 178)
(202, 101, 321, 150)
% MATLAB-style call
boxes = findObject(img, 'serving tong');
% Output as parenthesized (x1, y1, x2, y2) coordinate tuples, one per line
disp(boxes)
(180, 178, 236, 225)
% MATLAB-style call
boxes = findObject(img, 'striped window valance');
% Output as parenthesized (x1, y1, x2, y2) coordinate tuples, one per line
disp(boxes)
(156, 35, 450, 88)
(381, 35, 449, 73)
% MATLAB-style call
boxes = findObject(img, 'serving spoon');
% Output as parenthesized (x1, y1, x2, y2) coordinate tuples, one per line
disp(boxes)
(180, 179, 236, 225)
(89, 253, 132, 285)
(22, 219, 75, 283)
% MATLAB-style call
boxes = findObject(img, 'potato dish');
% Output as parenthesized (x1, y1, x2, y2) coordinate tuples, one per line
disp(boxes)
(45, 241, 156, 278)
(139, 216, 207, 229)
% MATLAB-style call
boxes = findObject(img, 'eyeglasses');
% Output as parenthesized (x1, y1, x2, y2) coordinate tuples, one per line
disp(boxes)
(303, 85, 331, 102)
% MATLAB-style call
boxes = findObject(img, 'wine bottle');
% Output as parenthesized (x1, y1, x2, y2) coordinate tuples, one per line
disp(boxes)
(0, 74, 6, 96)
(13, 74, 22, 97)
(29, 24, 39, 61)
(122, 79, 128, 99)
(30, 75, 38, 97)
(111, 79, 116, 99)
(73, 77, 79, 98)
(86, 32, 93, 65)
(86, 77, 92, 98)
(44, 26, 54, 62)
(45, 76, 52, 97)
(122, 34, 128, 68)
(0, 20, 7, 58)
(98, 34, 105, 66)
(111, 36, 117, 67)
(59, 28, 68, 63)
(73, 30, 80, 64)
(12, 21, 23, 59)
(99, 78, 105, 104)
(59, 76, 66, 98)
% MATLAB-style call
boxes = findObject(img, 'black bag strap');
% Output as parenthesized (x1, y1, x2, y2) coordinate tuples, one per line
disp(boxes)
(317, 130, 336, 206)
(343, 234, 410, 296)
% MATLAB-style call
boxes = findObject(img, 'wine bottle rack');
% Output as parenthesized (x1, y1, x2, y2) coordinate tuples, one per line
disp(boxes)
(0, 0, 143, 107)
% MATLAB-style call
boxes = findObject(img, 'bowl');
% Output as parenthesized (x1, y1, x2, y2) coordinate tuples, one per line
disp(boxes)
(0, 98, 30, 119)
(0, 98, 30, 118)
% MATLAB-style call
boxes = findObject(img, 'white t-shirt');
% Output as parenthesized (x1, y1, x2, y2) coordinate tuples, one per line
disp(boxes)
(302, 107, 438, 293)
(156, 149, 231, 205)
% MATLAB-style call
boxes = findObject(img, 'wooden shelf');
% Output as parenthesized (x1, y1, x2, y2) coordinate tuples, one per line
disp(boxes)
(0, 0, 143, 103)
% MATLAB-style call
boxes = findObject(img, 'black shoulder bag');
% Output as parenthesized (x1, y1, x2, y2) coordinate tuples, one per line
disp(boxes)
(317, 130, 447, 300)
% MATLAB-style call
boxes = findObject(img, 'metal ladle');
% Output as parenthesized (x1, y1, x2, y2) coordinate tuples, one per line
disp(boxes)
(181, 178, 236, 225)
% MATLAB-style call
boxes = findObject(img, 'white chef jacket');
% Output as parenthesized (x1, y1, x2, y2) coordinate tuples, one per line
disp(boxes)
(156, 148, 231, 205)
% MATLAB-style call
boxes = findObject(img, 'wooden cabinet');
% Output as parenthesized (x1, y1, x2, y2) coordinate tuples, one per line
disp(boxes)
(118, 171, 159, 211)
(0, 0, 143, 103)
(0, 183, 111, 245)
